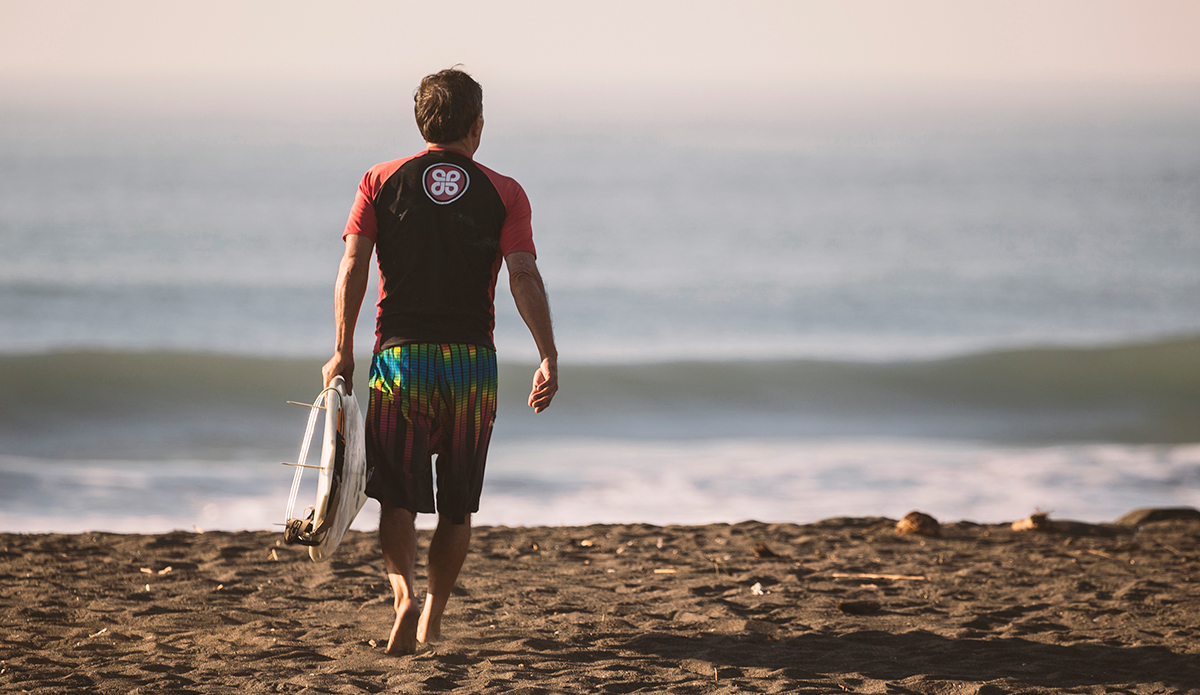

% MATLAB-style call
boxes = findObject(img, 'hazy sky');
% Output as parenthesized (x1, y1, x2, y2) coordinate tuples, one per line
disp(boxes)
(3, 0, 1200, 123)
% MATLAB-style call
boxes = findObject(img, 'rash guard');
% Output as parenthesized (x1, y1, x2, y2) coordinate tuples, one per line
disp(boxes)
(343, 147, 536, 352)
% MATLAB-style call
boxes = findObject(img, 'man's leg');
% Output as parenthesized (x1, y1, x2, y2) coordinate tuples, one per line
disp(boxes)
(379, 503, 420, 655)
(417, 513, 472, 643)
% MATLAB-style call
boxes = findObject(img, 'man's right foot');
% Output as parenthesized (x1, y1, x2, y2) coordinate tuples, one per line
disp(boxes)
(417, 594, 449, 644)
(417, 617, 441, 644)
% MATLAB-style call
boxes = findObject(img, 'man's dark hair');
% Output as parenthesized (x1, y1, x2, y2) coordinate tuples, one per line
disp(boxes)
(414, 68, 483, 144)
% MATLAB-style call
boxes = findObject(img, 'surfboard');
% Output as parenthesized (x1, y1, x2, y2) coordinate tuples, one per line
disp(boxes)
(281, 375, 368, 561)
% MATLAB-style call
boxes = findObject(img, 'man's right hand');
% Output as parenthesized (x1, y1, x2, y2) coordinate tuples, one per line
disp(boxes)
(322, 352, 354, 394)
(324, 235, 373, 396)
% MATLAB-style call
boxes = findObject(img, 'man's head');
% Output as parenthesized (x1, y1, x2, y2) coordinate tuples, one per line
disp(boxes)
(414, 68, 483, 145)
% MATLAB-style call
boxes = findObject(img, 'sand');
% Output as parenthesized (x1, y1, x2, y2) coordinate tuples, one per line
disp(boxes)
(2, 516, 1198, 694)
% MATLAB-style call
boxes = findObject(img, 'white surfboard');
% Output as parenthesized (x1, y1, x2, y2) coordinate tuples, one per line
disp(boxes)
(281, 375, 368, 561)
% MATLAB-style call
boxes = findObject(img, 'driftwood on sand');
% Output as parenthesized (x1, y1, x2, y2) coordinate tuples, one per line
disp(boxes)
(895, 511, 942, 538)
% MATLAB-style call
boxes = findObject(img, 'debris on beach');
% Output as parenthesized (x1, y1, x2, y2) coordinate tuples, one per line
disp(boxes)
(896, 511, 941, 537)
(1012, 511, 1054, 532)
(1012, 510, 1134, 537)
(837, 600, 882, 615)
(1115, 506, 1200, 527)
(832, 572, 928, 581)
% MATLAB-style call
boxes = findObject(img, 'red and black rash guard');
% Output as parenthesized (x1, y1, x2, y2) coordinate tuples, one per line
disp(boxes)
(343, 147, 536, 352)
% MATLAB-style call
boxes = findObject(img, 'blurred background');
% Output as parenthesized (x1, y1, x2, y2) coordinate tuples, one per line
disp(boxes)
(1, 0, 1198, 532)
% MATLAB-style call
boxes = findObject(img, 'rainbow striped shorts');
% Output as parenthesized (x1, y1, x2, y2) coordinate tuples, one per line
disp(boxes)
(364, 343, 498, 524)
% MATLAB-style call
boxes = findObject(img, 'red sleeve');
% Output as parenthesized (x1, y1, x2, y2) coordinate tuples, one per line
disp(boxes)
(343, 170, 378, 241)
(343, 157, 413, 241)
(478, 164, 537, 257)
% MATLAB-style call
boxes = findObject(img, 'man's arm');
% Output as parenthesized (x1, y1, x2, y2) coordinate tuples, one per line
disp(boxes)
(505, 251, 558, 412)
(322, 234, 375, 393)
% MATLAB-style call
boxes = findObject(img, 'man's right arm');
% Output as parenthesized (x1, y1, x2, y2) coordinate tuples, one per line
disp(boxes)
(322, 234, 375, 392)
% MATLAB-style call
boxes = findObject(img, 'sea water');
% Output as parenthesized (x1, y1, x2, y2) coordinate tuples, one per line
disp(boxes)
(1, 109, 1198, 532)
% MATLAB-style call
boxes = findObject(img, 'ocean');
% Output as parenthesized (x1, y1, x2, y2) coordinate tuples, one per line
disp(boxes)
(2, 107, 1198, 532)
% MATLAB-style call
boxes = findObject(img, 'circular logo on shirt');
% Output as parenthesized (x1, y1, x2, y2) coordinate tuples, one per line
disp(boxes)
(423, 163, 470, 204)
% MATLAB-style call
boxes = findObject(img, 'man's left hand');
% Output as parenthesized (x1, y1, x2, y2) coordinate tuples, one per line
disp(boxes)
(528, 358, 557, 413)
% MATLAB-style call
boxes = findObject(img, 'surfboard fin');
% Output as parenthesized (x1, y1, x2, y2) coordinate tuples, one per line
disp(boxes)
(280, 461, 325, 470)
(287, 401, 330, 410)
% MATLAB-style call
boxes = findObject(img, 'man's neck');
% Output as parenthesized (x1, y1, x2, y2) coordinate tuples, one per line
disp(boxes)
(428, 115, 484, 158)
(427, 138, 476, 158)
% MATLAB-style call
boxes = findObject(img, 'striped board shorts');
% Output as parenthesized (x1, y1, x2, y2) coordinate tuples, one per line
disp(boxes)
(363, 343, 498, 524)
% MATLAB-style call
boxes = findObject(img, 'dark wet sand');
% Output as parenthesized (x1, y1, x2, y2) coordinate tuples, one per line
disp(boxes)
(2, 516, 1198, 694)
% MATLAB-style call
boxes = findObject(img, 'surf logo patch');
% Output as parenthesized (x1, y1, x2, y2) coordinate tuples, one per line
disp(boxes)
(423, 163, 469, 204)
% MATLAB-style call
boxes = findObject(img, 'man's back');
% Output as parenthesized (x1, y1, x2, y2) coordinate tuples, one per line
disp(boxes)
(345, 148, 534, 351)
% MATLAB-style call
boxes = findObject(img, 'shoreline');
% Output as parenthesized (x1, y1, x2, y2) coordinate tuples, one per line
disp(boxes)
(3, 515, 1198, 694)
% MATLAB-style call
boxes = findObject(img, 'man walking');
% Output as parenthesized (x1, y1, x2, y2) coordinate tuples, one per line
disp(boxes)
(321, 67, 558, 655)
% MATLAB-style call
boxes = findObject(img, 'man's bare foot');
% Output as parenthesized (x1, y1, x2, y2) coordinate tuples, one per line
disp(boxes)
(385, 602, 420, 656)
(417, 609, 442, 644)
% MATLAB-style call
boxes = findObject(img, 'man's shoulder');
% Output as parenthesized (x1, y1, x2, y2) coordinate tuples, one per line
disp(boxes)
(365, 152, 426, 180)
(472, 160, 519, 186)
(472, 161, 526, 205)
(357, 152, 430, 200)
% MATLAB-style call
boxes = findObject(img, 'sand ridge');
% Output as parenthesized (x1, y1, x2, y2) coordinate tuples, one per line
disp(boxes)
(2, 517, 1198, 694)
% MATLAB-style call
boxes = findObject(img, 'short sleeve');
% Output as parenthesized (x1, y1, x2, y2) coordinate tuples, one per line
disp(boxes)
(498, 182, 536, 257)
(343, 170, 379, 241)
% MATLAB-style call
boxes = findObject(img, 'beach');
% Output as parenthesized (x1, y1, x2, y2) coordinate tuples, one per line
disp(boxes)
(3, 514, 1198, 694)
(3, 56, 1200, 695)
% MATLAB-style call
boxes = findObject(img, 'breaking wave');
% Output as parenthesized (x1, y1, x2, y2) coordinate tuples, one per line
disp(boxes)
(1, 335, 1197, 457)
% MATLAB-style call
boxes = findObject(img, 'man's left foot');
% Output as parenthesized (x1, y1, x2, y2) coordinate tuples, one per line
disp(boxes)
(386, 603, 420, 656)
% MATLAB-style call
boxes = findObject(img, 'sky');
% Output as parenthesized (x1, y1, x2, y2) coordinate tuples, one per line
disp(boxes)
(2, 0, 1200, 125)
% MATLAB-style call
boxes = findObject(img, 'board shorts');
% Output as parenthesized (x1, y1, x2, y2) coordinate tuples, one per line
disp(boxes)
(364, 343, 498, 524)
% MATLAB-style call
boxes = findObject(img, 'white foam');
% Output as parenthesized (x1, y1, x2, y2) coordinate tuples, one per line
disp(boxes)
(476, 439, 1200, 526)
(2, 441, 1197, 533)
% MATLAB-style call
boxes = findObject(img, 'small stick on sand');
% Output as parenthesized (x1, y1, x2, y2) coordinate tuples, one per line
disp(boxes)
(357, 595, 390, 613)
(832, 572, 928, 581)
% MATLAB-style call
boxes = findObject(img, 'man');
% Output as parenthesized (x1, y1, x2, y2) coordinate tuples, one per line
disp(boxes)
(321, 67, 558, 656)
